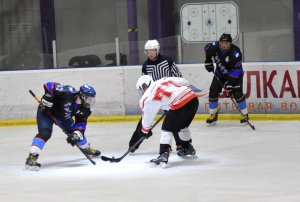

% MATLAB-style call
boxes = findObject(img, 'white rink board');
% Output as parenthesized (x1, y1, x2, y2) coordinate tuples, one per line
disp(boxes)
(0, 67, 127, 119)
(0, 62, 299, 120)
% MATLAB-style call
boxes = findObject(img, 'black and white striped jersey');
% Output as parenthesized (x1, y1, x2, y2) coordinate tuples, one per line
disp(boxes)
(141, 54, 182, 81)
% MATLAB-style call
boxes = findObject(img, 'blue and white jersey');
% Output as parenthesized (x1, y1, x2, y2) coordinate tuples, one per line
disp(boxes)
(43, 82, 91, 134)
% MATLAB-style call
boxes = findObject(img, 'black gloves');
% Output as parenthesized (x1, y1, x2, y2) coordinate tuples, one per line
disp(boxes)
(138, 130, 153, 139)
(67, 131, 84, 146)
(223, 81, 240, 98)
(40, 93, 53, 114)
(223, 84, 234, 97)
(205, 59, 214, 72)
(205, 62, 214, 72)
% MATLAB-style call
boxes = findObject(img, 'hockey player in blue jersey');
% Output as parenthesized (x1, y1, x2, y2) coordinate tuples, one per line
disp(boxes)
(25, 82, 100, 171)
(204, 33, 249, 126)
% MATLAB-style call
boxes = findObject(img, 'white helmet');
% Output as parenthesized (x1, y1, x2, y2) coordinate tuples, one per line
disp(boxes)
(144, 39, 160, 54)
(136, 75, 153, 95)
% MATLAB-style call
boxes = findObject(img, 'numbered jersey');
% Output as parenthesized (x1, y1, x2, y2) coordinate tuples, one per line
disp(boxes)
(140, 77, 197, 133)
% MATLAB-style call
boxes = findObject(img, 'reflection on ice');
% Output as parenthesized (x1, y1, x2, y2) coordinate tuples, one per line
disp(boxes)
(0, 121, 300, 202)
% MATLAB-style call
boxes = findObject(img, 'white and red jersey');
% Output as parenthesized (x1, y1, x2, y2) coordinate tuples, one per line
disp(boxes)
(139, 77, 197, 133)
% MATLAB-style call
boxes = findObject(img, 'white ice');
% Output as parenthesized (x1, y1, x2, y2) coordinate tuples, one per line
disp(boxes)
(0, 121, 300, 202)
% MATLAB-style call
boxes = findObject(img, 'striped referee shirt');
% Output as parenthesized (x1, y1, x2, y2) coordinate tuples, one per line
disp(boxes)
(141, 54, 182, 81)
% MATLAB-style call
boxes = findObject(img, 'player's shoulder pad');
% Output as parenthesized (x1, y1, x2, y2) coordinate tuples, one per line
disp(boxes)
(204, 41, 219, 51)
(231, 44, 242, 59)
(212, 41, 219, 47)
(165, 77, 190, 86)
(64, 85, 77, 94)
(44, 82, 63, 96)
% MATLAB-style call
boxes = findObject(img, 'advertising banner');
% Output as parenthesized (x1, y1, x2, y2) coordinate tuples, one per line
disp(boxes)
(193, 62, 300, 114)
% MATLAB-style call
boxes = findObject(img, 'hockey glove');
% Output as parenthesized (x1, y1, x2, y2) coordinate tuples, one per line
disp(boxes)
(138, 130, 153, 139)
(40, 93, 53, 114)
(67, 131, 84, 146)
(223, 82, 240, 98)
(223, 86, 233, 97)
(205, 62, 214, 72)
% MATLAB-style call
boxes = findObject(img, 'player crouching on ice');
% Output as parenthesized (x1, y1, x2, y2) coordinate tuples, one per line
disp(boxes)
(135, 75, 199, 167)
(25, 82, 100, 171)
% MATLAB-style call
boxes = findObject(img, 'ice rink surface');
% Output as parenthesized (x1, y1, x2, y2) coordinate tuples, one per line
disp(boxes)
(0, 120, 300, 202)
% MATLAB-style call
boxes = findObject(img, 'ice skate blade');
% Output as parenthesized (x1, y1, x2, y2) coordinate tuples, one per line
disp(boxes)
(178, 154, 198, 159)
(150, 162, 167, 168)
(90, 155, 101, 159)
(186, 154, 198, 159)
(24, 165, 40, 171)
(206, 122, 216, 127)
(240, 122, 248, 126)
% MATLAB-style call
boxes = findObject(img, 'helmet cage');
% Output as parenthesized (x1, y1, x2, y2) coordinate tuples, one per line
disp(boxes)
(219, 34, 232, 52)
(79, 84, 96, 108)
(136, 75, 153, 95)
(80, 93, 96, 108)
(137, 83, 151, 96)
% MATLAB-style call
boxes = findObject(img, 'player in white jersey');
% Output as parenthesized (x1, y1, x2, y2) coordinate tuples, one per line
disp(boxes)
(136, 75, 199, 167)
(129, 39, 184, 153)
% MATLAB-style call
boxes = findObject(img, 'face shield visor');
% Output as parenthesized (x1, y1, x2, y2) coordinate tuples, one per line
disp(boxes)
(219, 41, 231, 52)
(137, 83, 149, 96)
(81, 94, 96, 108)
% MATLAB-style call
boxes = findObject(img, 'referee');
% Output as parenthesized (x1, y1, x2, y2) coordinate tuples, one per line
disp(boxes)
(129, 39, 188, 153)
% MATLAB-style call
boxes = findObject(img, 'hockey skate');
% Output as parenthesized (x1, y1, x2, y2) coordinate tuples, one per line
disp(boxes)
(150, 152, 169, 168)
(24, 153, 41, 171)
(240, 114, 249, 126)
(206, 108, 220, 126)
(176, 145, 183, 152)
(177, 143, 197, 159)
(83, 146, 101, 157)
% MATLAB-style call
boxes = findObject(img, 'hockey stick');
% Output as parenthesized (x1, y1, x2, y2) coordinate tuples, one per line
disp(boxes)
(101, 112, 166, 163)
(29, 90, 96, 165)
(211, 72, 256, 130)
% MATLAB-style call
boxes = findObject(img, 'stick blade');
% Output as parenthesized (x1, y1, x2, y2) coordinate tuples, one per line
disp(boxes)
(100, 155, 123, 163)
(101, 155, 119, 163)
(101, 155, 113, 161)
(113, 158, 122, 163)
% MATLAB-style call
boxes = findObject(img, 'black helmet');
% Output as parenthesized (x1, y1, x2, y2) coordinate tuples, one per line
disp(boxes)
(219, 33, 232, 43)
